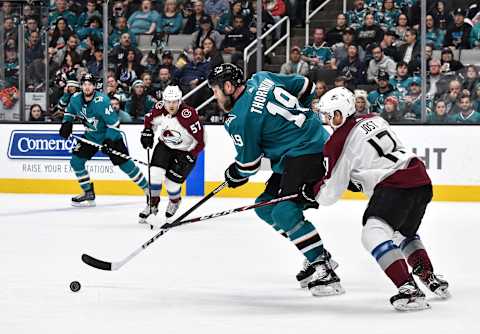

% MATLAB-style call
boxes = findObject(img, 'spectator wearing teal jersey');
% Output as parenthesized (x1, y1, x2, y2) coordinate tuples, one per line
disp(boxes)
(375, 0, 401, 31)
(449, 93, 480, 124)
(403, 77, 431, 121)
(125, 79, 157, 123)
(76, 16, 103, 48)
(301, 27, 335, 70)
(77, 0, 101, 28)
(110, 16, 137, 48)
(368, 70, 402, 114)
(366, 0, 383, 11)
(346, 0, 368, 30)
(470, 22, 480, 49)
(426, 14, 445, 49)
(111, 96, 132, 123)
(48, 0, 77, 28)
(389, 61, 411, 98)
(427, 100, 450, 124)
(157, 0, 183, 34)
(217, 0, 244, 34)
(127, 0, 160, 39)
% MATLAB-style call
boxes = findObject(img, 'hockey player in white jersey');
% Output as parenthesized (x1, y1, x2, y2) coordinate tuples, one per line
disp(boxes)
(139, 85, 205, 224)
(298, 87, 450, 311)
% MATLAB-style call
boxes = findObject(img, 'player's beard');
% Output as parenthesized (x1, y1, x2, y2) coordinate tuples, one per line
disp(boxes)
(222, 95, 234, 112)
(83, 90, 94, 99)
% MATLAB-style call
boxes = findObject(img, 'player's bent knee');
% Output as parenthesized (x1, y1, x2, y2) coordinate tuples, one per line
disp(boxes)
(151, 166, 166, 184)
(254, 193, 275, 222)
(361, 217, 395, 253)
(271, 201, 303, 232)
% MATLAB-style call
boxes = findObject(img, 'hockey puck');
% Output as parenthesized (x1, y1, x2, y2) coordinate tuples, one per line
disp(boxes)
(70, 281, 81, 292)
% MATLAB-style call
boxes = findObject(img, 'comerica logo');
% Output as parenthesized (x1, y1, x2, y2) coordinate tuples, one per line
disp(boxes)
(16, 137, 76, 153)
(7, 130, 109, 160)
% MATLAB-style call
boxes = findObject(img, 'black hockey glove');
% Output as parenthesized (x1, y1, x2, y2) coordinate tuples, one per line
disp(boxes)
(59, 121, 73, 139)
(224, 163, 249, 188)
(347, 180, 362, 192)
(297, 183, 319, 209)
(101, 138, 114, 154)
(140, 128, 154, 149)
(183, 153, 196, 165)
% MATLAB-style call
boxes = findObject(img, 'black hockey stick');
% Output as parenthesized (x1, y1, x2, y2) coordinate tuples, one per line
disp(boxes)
(163, 193, 299, 229)
(81, 191, 298, 271)
(81, 181, 229, 271)
(71, 134, 148, 166)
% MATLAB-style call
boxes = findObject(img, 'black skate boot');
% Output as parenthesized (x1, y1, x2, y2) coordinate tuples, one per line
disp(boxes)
(413, 264, 450, 299)
(139, 196, 159, 224)
(165, 198, 182, 219)
(390, 278, 430, 311)
(71, 184, 96, 207)
(308, 256, 344, 296)
(296, 250, 339, 288)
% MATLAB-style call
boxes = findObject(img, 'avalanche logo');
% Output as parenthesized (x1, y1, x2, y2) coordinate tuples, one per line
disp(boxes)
(162, 129, 183, 145)
(181, 109, 191, 118)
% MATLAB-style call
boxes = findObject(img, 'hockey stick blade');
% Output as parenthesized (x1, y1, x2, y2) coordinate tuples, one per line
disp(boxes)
(80, 182, 228, 271)
(81, 253, 113, 271)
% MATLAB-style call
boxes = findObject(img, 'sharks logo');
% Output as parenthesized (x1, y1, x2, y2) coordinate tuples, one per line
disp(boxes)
(224, 114, 237, 127)
(162, 129, 183, 145)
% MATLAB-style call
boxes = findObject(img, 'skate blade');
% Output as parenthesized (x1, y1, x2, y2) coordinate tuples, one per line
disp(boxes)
(392, 298, 431, 312)
(71, 200, 96, 207)
(310, 282, 345, 297)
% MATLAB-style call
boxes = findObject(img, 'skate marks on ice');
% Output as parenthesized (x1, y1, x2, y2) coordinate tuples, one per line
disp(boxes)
(0, 197, 141, 217)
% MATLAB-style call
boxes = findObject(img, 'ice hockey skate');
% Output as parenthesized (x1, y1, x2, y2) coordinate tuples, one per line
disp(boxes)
(71, 184, 96, 207)
(297, 250, 339, 288)
(308, 257, 344, 296)
(413, 265, 450, 299)
(139, 196, 159, 224)
(165, 198, 182, 219)
(390, 279, 431, 311)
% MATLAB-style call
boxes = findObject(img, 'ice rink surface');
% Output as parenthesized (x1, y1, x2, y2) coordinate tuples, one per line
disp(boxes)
(0, 194, 478, 333)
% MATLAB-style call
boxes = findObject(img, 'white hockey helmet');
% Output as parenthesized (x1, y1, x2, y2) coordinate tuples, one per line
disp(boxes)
(162, 85, 183, 102)
(318, 87, 356, 129)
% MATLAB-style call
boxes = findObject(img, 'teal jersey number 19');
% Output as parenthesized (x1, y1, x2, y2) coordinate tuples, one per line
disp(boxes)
(225, 71, 330, 176)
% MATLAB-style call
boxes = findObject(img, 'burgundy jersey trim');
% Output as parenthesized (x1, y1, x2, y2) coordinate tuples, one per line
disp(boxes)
(314, 114, 375, 193)
(377, 158, 431, 189)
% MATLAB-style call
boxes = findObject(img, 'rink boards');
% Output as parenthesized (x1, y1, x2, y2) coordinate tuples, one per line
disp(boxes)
(0, 123, 479, 201)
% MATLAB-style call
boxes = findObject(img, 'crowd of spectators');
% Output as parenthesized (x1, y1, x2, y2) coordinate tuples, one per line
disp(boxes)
(281, 0, 480, 124)
(0, 0, 479, 124)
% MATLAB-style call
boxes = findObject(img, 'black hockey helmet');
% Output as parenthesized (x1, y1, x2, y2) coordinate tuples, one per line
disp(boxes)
(80, 73, 97, 85)
(208, 63, 244, 88)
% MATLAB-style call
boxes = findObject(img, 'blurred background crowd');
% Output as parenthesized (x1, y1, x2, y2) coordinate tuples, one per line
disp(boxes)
(0, 0, 478, 124)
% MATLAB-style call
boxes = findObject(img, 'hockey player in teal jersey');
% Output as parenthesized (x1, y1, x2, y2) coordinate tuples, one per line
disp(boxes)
(59, 73, 149, 206)
(208, 63, 344, 296)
